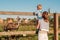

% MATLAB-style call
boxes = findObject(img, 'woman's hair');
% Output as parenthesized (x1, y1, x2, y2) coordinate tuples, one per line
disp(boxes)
(42, 11, 48, 19)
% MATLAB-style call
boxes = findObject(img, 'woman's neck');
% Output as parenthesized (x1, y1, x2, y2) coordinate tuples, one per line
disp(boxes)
(43, 18, 49, 22)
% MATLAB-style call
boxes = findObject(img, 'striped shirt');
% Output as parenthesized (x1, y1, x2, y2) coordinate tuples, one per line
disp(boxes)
(35, 10, 42, 20)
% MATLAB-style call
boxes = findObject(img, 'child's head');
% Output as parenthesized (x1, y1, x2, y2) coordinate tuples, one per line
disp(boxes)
(37, 4, 42, 10)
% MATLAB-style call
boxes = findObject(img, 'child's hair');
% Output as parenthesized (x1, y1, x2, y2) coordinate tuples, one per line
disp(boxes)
(37, 4, 42, 7)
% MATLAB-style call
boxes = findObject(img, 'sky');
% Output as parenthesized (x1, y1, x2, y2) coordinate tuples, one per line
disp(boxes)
(0, 0, 60, 19)
(0, 0, 60, 13)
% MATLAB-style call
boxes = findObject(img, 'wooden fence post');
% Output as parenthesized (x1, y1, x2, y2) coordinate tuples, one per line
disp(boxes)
(54, 13, 58, 40)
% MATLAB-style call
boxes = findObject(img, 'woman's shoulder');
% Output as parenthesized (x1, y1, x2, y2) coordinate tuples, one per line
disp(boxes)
(38, 18, 43, 22)
(39, 18, 43, 21)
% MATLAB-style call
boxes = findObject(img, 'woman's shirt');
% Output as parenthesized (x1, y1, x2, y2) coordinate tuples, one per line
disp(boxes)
(39, 19, 49, 32)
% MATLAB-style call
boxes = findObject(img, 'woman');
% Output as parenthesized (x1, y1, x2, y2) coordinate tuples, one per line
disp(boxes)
(36, 11, 49, 40)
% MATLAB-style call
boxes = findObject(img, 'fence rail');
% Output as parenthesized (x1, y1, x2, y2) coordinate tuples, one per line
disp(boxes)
(0, 31, 60, 36)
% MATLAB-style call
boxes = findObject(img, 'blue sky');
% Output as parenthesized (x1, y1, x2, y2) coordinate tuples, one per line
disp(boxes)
(0, 0, 60, 13)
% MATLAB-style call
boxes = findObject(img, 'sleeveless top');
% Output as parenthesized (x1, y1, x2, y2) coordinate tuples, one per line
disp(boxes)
(39, 19, 49, 32)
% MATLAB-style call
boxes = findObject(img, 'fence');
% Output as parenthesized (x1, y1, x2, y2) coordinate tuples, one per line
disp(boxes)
(0, 12, 60, 40)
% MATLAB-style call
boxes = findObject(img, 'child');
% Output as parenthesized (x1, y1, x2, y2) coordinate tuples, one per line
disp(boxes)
(35, 4, 42, 20)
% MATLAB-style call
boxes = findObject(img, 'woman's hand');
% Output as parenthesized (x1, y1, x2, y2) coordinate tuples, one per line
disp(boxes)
(36, 20, 40, 34)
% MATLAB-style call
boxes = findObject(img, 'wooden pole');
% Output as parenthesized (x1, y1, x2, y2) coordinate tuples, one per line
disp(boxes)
(54, 13, 58, 40)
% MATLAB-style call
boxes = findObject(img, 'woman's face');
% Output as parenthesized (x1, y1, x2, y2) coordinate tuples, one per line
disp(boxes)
(45, 14, 48, 19)
(42, 13, 48, 19)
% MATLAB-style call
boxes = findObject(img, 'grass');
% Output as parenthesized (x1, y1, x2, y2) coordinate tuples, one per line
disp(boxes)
(0, 34, 60, 40)
(0, 24, 60, 40)
(18, 25, 36, 31)
(0, 24, 4, 32)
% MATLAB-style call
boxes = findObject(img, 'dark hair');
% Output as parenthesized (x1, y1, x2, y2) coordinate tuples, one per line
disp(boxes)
(42, 11, 48, 19)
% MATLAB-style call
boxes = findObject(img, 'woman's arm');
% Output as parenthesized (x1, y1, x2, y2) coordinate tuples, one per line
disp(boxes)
(36, 20, 40, 29)
(36, 20, 40, 34)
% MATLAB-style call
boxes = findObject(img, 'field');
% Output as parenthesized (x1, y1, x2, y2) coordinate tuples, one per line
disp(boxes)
(0, 24, 60, 40)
